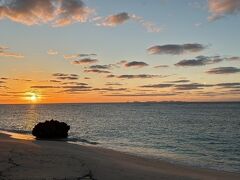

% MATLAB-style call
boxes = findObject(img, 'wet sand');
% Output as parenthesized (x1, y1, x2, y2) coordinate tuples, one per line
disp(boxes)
(0, 131, 239, 180)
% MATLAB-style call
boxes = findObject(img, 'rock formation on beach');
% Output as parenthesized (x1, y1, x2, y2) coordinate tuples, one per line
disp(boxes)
(32, 119, 70, 139)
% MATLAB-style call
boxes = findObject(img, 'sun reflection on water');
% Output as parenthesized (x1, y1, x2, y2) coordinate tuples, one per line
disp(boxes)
(0, 130, 35, 140)
(24, 104, 39, 131)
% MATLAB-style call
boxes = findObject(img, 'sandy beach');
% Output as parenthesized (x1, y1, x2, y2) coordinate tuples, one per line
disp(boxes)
(0, 131, 239, 180)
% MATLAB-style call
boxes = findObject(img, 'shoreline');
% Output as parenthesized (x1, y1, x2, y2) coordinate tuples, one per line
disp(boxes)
(0, 131, 239, 180)
(1, 129, 238, 173)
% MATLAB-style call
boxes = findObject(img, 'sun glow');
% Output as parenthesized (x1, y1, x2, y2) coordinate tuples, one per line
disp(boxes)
(30, 94, 37, 101)
(25, 92, 40, 103)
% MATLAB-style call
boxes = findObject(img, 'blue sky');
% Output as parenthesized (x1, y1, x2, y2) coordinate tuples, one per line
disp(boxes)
(0, 0, 240, 103)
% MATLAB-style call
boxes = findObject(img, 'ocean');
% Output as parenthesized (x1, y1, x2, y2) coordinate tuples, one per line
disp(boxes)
(0, 102, 239, 172)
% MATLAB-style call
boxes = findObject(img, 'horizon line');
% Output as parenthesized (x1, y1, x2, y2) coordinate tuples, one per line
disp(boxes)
(0, 101, 240, 105)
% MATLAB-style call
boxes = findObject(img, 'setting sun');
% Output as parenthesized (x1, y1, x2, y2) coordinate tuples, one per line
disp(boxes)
(30, 94, 37, 101)
(25, 92, 39, 103)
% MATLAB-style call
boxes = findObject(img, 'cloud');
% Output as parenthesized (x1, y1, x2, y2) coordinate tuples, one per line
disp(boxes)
(88, 63, 119, 70)
(53, 73, 78, 77)
(0, 77, 32, 82)
(58, 76, 79, 80)
(0, 80, 6, 84)
(54, 0, 94, 27)
(208, 0, 240, 21)
(61, 85, 91, 89)
(0, 45, 24, 58)
(0, 77, 31, 82)
(105, 74, 170, 79)
(61, 85, 92, 93)
(113, 60, 150, 69)
(175, 83, 213, 90)
(154, 65, 169, 68)
(131, 14, 162, 33)
(110, 60, 127, 68)
(140, 82, 213, 90)
(31, 85, 60, 89)
(225, 89, 240, 93)
(89, 65, 111, 69)
(96, 12, 161, 33)
(166, 80, 190, 83)
(13, 78, 32, 82)
(227, 56, 240, 61)
(0, 0, 55, 25)
(104, 93, 177, 97)
(147, 43, 206, 55)
(0, 77, 8, 80)
(93, 88, 127, 91)
(47, 49, 58, 55)
(117, 74, 163, 79)
(140, 83, 174, 88)
(84, 69, 111, 73)
(175, 56, 223, 66)
(72, 58, 98, 64)
(106, 74, 116, 78)
(195, 91, 225, 97)
(124, 61, 148, 68)
(116, 60, 128, 65)
(0, 85, 8, 89)
(61, 82, 88, 86)
(0, 0, 93, 26)
(216, 82, 240, 89)
(100, 12, 130, 27)
(206, 67, 240, 74)
(30, 84, 92, 93)
(52, 73, 79, 80)
(0, 46, 7, 51)
(105, 82, 123, 86)
(64, 53, 96, 59)
(175, 55, 240, 67)
(50, 80, 62, 83)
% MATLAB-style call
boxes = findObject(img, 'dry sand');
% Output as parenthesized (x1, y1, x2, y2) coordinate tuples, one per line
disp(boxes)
(0, 131, 239, 180)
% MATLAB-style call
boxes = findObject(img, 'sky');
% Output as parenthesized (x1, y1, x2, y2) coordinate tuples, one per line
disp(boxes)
(0, 0, 240, 104)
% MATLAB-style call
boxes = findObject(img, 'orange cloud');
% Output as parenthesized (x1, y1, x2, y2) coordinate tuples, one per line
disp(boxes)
(53, 0, 94, 27)
(96, 12, 161, 33)
(131, 14, 161, 33)
(208, 0, 240, 21)
(0, 0, 94, 26)
(0, 45, 24, 58)
(47, 49, 58, 55)
(100, 12, 130, 27)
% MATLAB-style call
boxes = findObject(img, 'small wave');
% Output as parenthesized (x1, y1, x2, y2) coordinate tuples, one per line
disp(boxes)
(0, 128, 98, 145)
(0, 128, 32, 135)
(68, 137, 99, 145)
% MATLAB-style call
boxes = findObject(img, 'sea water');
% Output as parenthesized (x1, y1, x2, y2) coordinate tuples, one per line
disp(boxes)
(0, 102, 239, 172)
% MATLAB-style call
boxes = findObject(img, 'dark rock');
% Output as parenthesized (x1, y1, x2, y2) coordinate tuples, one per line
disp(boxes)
(32, 119, 70, 139)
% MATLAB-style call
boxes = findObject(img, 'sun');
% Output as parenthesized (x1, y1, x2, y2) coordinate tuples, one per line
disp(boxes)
(30, 94, 37, 101)
(25, 92, 40, 103)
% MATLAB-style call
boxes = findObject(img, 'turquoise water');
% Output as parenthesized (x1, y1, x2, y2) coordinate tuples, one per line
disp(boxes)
(0, 102, 239, 172)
